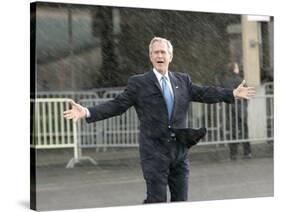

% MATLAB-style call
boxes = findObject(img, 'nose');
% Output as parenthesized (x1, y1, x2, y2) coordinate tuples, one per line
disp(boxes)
(156, 52, 163, 58)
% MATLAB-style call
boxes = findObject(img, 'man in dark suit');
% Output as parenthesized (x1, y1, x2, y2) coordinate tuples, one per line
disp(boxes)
(63, 37, 256, 203)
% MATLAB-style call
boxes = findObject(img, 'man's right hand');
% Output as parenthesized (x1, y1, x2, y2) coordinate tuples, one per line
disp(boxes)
(63, 100, 87, 122)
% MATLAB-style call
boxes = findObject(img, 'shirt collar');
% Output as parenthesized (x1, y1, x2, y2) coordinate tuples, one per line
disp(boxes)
(153, 68, 170, 82)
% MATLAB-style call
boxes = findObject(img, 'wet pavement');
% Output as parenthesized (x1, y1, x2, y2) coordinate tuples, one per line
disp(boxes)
(34, 144, 273, 211)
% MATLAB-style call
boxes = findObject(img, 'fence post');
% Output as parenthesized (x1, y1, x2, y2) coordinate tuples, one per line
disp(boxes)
(247, 86, 267, 144)
(66, 109, 98, 168)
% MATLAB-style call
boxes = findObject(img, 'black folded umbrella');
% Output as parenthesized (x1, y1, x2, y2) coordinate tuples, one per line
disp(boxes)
(171, 127, 207, 149)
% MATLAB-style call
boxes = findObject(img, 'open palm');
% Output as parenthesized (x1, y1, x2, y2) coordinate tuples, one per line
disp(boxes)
(63, 100, 86, 122)
(233, 80, 256, 100)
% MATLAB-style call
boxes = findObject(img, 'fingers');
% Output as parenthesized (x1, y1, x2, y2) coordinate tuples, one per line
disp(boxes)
(70, 100, 84, 112)
(63, 110, 72, 116)
(63, 101, 77, 118)
(247, 87, 256, 97)
(239, 80, 246, 87)
(70, 99, 76, 106)
(248, 93, 256, 96)
(63, 110, 74, 118)
(71, 99, 83, 107)
(239, 80, 256, 92)
(63, 100, 84, 121)
(243, 91, 256, 100)
(63, 113, 81, 122)
(64, 114, 75, 120)
(247, 87, 256, 92)
(236, 88, 256, 100)
(63, 109, 75, 120)
(247, 90, 256, 94)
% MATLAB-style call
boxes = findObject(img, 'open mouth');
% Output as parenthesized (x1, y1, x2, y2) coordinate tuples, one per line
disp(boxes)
(157, 61, 164, 64)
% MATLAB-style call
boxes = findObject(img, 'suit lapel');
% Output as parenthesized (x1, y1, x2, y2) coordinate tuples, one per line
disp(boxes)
(146, 70, 162, 93)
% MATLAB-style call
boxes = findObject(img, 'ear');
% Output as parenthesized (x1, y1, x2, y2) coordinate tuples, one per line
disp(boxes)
(149, 53, 153, 63)
(169, 54, 173, 62)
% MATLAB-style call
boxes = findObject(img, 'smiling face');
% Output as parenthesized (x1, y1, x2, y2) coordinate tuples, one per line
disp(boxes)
(149, 40, 173, 75)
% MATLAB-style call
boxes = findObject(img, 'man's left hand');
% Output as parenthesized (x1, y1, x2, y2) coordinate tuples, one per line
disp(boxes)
(233, 80, 256, 100)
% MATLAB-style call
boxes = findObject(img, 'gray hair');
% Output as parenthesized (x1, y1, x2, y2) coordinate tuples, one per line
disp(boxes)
(149, 37, 173, 55)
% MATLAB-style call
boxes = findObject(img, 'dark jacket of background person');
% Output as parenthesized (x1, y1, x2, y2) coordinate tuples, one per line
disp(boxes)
(220, 64, 251, 159)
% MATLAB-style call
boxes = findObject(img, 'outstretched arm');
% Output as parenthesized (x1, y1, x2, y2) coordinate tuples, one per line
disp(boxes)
(233, 80, 256, 100)
(64, 76, 137, 123)
(63, 100, 88, 122)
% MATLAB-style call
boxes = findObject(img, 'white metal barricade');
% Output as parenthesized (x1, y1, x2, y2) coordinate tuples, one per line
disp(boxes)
(77, 99, 139, 150)
(188, 95, 273, 145)
(77, 95, 273, 149)
(31, 98, 77, 149)
(31, 98, 97, 168)
(32, 94, 273, 167)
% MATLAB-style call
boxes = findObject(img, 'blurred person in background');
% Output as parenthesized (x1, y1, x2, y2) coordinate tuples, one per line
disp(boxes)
(63, 37, 256, 203)
(220, 62, 252, 160)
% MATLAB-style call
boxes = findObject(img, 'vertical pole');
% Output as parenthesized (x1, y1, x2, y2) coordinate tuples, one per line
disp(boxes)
(241, 15, 266, 142)
(68, 5, 75, 90)
(241, 15, 261, 86)
(72, 119, 79, 159)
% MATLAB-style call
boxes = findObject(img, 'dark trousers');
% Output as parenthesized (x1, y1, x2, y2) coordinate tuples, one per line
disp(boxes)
(228, 103, 251, 157)
(141, 140, 189, 203)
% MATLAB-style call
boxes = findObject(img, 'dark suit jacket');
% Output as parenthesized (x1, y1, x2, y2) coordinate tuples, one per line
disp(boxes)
(86, 70, 234, 159)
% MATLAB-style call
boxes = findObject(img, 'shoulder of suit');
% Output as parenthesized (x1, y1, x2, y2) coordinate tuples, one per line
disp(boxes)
(128, 71, 152, 80)
(127, 72, 150, 86)
(170, 71, 191, 80)
(127, 73, 142, 78)
(128, 71, 191, 82)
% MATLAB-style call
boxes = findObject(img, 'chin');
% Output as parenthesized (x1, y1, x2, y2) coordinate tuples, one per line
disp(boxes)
(156, 69, 165, 74)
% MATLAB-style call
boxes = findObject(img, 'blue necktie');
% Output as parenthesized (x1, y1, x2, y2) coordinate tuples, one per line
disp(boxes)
(161, 76, 174, 120)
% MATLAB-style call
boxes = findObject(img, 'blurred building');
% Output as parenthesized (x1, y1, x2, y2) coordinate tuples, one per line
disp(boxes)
(31, 2, 273, 92)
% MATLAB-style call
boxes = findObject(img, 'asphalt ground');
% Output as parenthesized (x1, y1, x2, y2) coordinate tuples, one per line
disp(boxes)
(34, 143, 274, 211)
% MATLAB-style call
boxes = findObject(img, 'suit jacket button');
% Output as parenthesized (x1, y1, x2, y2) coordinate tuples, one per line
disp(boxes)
(168, 125, 171, 128)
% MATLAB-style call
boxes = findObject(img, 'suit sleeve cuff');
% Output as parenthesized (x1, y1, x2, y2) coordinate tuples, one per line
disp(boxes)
(85, 107, 90, 118)
(226, 89, 235, 103)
